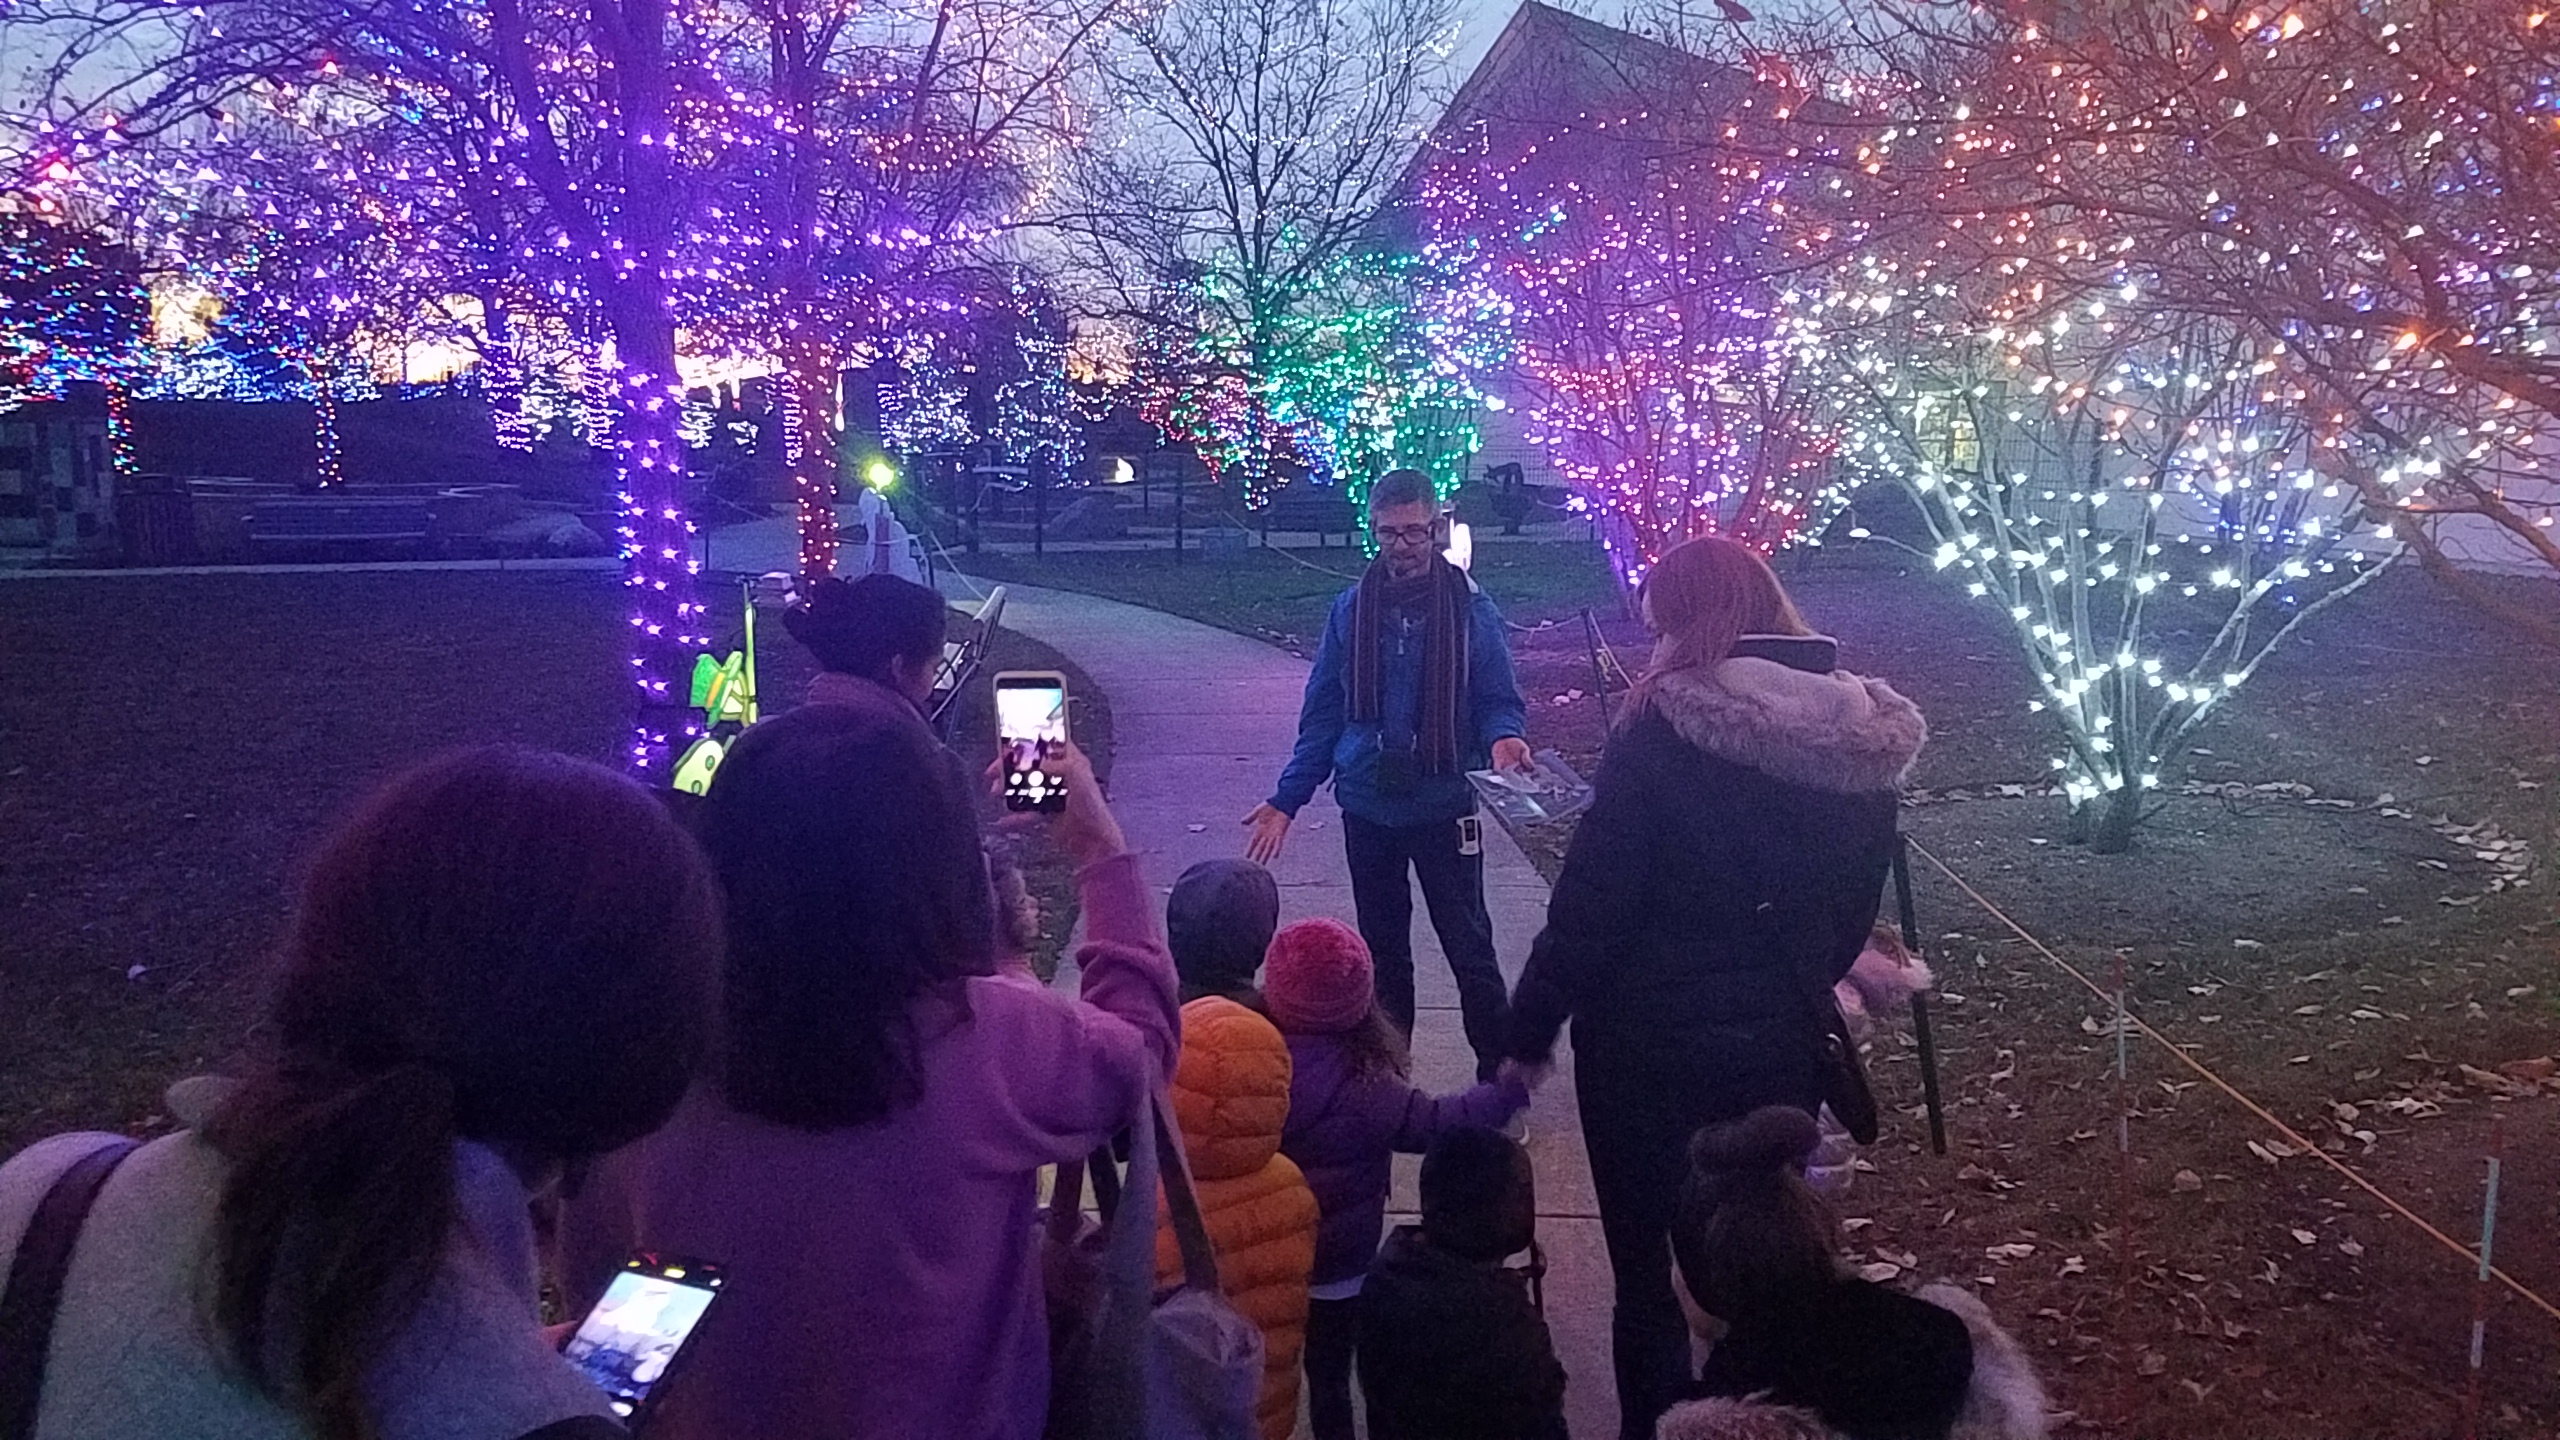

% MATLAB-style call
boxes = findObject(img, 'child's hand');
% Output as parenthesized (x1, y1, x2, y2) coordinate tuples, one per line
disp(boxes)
(1498, 1058, 1554, 1093)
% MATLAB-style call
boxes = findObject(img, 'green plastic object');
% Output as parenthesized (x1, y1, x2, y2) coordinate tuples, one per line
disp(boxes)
(670, 736, 726, 797)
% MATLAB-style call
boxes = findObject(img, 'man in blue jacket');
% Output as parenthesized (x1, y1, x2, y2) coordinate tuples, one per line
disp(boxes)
(1244, 468, 1532, 1080)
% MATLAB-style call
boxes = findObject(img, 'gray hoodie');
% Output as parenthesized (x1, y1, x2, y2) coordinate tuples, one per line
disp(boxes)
(0, 1078, 618, 1440)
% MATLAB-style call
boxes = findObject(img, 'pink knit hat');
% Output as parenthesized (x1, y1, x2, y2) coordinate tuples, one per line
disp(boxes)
(1262, 918, 1376, 1034)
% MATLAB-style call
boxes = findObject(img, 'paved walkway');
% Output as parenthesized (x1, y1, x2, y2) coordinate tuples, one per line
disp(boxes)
(936, 573, 1621, 1440)
(702, 506, 1596, 574)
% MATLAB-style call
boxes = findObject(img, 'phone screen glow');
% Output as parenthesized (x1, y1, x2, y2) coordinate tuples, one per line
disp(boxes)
(997, 682, 1066, 745)
(563, 1268, 720, 1414)
(998, 680, 1068, 810)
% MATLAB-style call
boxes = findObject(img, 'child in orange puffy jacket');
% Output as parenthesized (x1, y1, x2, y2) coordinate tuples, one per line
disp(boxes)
(1157, 995, 1320, 1440)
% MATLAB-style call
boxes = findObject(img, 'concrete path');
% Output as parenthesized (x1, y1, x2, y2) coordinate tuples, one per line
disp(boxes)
(937, 573, 1621, 1440)
(702, 505, 1595, 574)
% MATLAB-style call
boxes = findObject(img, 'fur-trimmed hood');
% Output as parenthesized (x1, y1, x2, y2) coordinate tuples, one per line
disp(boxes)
(1656, 1281, 2052, 1440)
(1645, 655, 1926, 795)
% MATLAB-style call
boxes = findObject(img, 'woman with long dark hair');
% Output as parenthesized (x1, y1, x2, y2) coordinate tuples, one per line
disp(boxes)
(1505, 536, 1927, 1439)
(0, 748, 722, 1440)
(560, 701, 1178, 1440)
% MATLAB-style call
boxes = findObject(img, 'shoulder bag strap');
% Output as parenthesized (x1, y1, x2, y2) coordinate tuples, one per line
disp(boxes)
(0, 1138, 141, 1440)
(1764, 884, 1881, 1144)
(1153, 1101, 1223, 1298)
(1048, 1155, 1092, 1244)
(1759, 881, 1854, 1045)
(1089, 1141, 1123, 1220)
(1088, 1082, 1168, 1431)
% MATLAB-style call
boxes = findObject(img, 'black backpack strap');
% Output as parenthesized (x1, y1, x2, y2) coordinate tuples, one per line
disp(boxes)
(0, 1138, 141, 1440)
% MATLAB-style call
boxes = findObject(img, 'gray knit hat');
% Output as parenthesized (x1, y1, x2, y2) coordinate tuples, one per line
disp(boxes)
(1165, 859, 1280, 1000)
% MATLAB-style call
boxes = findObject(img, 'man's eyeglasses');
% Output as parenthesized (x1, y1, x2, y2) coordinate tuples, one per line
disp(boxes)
(1375, 522, 1439, 546)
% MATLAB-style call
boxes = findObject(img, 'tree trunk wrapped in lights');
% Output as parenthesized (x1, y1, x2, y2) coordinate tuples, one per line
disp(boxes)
(11, 0, 718, 772)
(694, 0, 1107, 585)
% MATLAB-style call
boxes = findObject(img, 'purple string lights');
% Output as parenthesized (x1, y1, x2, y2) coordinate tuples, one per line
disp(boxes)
(614, 357, 708, 774)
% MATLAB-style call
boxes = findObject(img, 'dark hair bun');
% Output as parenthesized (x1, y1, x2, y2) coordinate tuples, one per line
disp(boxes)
(782, 575, 946, 679)
(1690, 1105, 1822, 1174)
(778, 576, 861, 647)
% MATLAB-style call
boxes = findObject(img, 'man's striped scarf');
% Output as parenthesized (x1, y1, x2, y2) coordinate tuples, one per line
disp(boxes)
(1347, 554, 1471, 777)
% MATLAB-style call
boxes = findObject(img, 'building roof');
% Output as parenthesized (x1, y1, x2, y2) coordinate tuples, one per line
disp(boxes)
(1403, 3, 1730, 194)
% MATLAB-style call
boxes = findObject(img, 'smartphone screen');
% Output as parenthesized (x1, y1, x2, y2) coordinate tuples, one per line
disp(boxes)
(562, 1254, 724, 1421)
(996, 672, 1069, 813)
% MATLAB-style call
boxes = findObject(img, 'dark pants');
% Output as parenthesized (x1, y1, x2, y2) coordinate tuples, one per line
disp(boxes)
(1577, 1050, 1825, 1440)
(1342, 811, 1510, 1080)
(1305, 1295, 1360, 1440)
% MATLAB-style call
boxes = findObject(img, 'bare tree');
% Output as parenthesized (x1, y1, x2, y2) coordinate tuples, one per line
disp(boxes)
(1803, 293, 2385, 850)
(1066, 0, 1460, 498)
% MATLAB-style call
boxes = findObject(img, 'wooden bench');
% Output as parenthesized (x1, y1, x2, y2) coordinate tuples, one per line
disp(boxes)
(1260, 484, 1359, 543)
(247, 495, 433, 550)
(928, 586, 1007, 729)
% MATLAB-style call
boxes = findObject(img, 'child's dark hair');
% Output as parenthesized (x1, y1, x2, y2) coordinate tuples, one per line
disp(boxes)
(1420, 1126, 1536, 1262)
(1671, 1105, 1843, 1323)
(1338, 1002, 1412, 1081)
(702, 702, 996, 1129)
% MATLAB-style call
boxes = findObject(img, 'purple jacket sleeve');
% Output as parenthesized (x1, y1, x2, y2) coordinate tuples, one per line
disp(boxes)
(1385, 1072, 1530, 1155)
(969, 850, 1182, 1170)
(1069, 850, 1182, 1082)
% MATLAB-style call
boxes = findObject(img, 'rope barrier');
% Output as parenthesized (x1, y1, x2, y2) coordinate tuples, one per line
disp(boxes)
(1904, 835, 2560, 1327)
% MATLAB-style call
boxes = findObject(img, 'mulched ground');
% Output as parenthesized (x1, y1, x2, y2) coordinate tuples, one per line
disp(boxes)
(0, 569, 1109, 1154)
(1506, 551, 2560, 1439)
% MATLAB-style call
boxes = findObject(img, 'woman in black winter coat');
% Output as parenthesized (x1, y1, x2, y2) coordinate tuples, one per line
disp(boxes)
(1506, 536, 1926, 1440)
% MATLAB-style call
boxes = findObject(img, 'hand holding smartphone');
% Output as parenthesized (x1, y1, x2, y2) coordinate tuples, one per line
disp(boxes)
(561, 1253, 724, 1428)
(995, 671, 1071, 814)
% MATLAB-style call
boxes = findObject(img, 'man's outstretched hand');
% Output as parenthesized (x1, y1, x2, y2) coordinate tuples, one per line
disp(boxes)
(1491, 736, 1535, 775)
(1242, 803, 1292, 864)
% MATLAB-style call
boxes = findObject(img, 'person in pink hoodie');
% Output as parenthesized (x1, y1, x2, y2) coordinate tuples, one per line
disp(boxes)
(561, 701, 1178, 1440)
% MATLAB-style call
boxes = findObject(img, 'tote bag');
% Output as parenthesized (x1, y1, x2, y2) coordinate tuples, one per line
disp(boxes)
(1044, 1088, 1261, 1440)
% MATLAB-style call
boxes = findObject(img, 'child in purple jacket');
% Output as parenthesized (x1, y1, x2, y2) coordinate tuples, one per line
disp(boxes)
(1265, 918, 1531, 1440)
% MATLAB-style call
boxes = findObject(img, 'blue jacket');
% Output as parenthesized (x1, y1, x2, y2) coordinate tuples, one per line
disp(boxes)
(1271, 583, 1529, 829)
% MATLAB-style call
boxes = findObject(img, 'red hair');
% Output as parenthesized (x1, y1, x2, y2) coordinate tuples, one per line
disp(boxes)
(1628, 535, 1813, 722)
